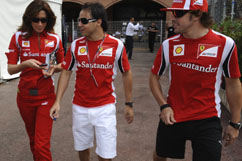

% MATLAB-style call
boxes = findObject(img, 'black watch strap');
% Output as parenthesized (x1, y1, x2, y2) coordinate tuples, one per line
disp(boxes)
(160, 104, 170, 112)
(229, 120, 242, 130)
(125, 102, 133, 107)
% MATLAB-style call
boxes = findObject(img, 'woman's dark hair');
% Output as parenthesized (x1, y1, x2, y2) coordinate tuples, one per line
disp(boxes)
(18, 0, 56, 39)
(82, 2, 108, 32)
(190, 10, 214, 28)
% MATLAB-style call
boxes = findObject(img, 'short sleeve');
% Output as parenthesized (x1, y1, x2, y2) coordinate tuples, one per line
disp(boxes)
(62, 44, 76, 71)
(5, 33, 19, 64)
(223, 42, 241, 78)
(151, 45, 167, 76)
(118, 47, 130, 73)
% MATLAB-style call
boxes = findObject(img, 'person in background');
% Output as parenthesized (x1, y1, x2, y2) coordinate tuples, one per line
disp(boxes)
(50, 2, 134, 161)
(125, 17, 139, 59)
(5, 0, 64, 161)
(166, 22, 176, 38)
(150, 0, 242, 161)
(147, 22, 159, 53)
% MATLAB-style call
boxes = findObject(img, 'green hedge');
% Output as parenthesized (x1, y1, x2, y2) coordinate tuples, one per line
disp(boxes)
(212, 19, 242, 80)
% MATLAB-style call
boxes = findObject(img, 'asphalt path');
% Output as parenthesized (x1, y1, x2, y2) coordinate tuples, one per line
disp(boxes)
(0, 48, 241, 161)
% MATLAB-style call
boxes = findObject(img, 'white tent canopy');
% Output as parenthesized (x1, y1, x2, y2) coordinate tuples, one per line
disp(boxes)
(0, 0, 62, 80)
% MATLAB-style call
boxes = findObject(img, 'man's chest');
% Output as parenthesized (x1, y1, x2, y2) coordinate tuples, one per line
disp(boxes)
(74, 45, 116, 68)
(168, 42, 224, 67)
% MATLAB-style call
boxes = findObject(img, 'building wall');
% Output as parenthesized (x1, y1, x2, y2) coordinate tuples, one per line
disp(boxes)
(63, 0, 172, 9)
(62, 0, 172, 22)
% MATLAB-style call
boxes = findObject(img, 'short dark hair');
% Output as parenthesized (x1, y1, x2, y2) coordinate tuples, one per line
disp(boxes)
(82, 2, 108, 32)
(18, 0, 56, 39)
(190, 10, 214, 28)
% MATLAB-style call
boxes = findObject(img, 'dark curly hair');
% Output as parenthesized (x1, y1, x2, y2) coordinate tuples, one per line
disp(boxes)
(18, 0, 56, 39)
(190, 10, 214, 28)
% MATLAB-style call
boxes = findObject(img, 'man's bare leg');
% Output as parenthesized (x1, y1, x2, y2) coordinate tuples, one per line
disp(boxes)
(98, 155, 111, 161)
(153, 151, 167, 161)
(78, 149, 90, 161)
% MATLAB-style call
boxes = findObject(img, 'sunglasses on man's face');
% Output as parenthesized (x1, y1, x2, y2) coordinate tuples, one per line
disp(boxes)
(32, 18, 48, 23)
(78, 18, 97, 24)
(172, 10, 189, 18)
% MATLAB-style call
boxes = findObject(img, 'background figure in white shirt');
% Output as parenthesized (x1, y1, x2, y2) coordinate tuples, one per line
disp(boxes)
(125, 17, 139, 60)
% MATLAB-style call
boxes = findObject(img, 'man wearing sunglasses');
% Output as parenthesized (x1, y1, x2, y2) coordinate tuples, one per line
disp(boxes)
(150, 0, 242, 161)
(50, 2, 133, 161)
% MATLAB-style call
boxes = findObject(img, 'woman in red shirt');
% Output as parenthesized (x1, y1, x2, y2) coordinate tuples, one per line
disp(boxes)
(5, 0, 64, 160)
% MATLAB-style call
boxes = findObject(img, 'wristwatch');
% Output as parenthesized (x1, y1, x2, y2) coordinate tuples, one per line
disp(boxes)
(125, 102, 133, 108)
(229, 120, 242, 130)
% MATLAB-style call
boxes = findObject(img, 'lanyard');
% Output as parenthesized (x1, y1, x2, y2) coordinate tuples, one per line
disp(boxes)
(85, 35, 106, 87)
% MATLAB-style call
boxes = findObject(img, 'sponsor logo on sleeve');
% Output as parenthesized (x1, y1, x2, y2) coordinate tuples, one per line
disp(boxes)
(22, 41, 30, 47)
(78, 46, 87, 55)
(6, 49, 15, 53)
(79, 40, 85, 44)
(197, 44, 218, 58)
(173, 44, 185, 56)
(41, 101, 48, 105)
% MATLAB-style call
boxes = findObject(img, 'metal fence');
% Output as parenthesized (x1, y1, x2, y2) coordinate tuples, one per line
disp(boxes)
(208, 0, 242, 23)
(64, 20, 166, 49)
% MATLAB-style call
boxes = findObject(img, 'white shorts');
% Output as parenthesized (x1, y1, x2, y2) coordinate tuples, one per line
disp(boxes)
(72, 103, 117, 159)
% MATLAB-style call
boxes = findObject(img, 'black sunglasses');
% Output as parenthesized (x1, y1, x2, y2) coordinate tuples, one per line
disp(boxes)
(172, 10, 189, 18)
(78, 18, 97, 24)
(32, 18, 48, 23)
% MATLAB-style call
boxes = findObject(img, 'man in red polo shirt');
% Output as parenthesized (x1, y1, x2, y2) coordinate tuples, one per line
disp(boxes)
(150, 0, 242, 161)
(50, 2, 133, 161)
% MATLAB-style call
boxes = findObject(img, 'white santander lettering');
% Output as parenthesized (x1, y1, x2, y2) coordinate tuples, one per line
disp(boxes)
(79, 61, 113, 69)
(176, 63, 218, 73)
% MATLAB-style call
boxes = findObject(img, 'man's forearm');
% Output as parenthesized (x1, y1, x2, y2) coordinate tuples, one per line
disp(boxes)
(55, 70, 72, 103)
(225, 78, 242, 122)
(122, 70, 132, 102)
(149, 73, 167, 106)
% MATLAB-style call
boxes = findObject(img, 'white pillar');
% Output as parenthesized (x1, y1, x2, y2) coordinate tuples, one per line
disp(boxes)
(160, 20, 163, 43)
(231, 0, 235, 20)
(72, 19, 75, 41)
(223, 0, 226, 21)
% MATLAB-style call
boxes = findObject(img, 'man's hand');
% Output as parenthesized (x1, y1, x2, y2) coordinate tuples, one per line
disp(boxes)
(223, 125, 240, 146)
(159, 107, 176, 125)
(124, 106, 134, 124)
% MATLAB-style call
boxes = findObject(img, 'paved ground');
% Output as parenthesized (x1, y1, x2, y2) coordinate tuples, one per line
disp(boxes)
(0, 48, 242, 161)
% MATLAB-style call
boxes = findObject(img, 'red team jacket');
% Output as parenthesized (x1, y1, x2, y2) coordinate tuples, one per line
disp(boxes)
(62, 34, 130, 107)
(152, 29, 241, 122)
(6, 31, 64, 99)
